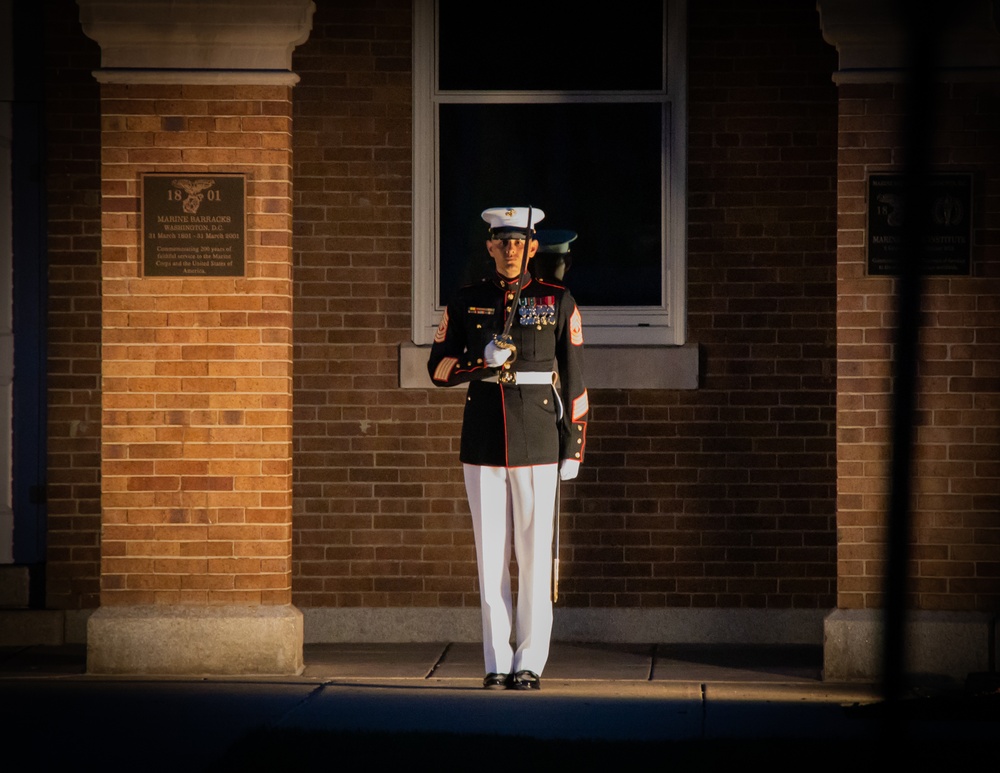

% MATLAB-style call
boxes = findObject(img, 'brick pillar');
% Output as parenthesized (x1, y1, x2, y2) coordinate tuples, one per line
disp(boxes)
(79, 0, 314, 674)
(818, 0, 1000, 684)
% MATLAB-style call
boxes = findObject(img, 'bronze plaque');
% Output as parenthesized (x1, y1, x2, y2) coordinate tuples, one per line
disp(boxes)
(867, 172, 972, 276)
(142, 173, 246, 276)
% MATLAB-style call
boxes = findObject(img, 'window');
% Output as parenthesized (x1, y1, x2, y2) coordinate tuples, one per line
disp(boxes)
(412, 0, 687, 346)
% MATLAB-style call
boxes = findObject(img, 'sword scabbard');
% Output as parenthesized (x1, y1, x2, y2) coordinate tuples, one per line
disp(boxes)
(552, 473, 561, 603)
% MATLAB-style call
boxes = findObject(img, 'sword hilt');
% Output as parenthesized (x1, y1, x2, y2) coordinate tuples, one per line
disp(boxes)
(491, 332, 517, 363)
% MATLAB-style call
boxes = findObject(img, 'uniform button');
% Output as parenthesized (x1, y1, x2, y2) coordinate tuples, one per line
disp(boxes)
(574, 452, 581, 459)
(577, 438, 582, 444)
(477, 358, 483, 363)
(543, 399, 548, 405)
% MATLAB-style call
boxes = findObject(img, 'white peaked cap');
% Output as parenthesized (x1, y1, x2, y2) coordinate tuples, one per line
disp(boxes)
(481, 206, 545, 231)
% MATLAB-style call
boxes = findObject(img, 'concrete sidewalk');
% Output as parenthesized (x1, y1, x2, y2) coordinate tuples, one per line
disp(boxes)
(1, 642, 996, 771)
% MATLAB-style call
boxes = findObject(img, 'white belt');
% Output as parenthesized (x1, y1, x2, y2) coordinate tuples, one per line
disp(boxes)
(483, 371, 554, 385)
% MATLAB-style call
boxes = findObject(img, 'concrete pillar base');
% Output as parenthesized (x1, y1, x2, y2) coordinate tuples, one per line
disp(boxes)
(87, 604, 303, 675)
(823, 608, 995, 687)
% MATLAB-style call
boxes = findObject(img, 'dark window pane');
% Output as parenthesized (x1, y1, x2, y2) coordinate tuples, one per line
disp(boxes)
(438, 102, 663, 308)
(438, 1, 664, 91)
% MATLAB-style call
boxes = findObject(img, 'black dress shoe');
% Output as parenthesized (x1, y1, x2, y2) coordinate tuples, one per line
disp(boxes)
(483, 672, 509, 689)
(510, 670, 541, 690)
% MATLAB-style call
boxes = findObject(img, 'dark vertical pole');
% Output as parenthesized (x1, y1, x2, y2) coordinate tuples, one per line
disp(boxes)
(882, 0, 945, 714)
(11, 0, 49, 594)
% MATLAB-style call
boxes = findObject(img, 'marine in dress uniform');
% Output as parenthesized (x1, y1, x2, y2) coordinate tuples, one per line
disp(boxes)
(532, 229, 578, 283)
(427, 207, 588, 691)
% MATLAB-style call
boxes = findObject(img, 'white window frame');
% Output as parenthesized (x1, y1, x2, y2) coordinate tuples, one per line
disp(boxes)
(411, 0, 687, 347)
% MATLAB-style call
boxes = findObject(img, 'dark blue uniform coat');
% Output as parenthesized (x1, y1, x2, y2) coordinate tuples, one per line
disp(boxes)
(428, 271, 588, 468)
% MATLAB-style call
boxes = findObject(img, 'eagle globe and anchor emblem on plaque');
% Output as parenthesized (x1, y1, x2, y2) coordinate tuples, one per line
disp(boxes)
(142, 172, 246, 277)
(172, 178, 217, 214)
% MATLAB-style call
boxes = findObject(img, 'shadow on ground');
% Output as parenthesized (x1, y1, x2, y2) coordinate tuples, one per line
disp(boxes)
(214, 729, 996, 772)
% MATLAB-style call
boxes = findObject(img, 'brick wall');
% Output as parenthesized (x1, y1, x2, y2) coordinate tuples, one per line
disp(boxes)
(291, 1, 448, 608)
(96, 81, 296, 605)
(36, 0, 998, 624)
(44, 1, 103, 609)
(288, 0, 841, 611)
(836, 80, 1000, 611)
(615, 1, 838, 607)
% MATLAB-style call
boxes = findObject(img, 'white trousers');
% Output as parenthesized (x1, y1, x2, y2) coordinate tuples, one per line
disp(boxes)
(464, 463, 557, 675)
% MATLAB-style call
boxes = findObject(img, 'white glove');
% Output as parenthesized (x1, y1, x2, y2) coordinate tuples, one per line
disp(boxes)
(484, 340, 513, 368)
(559, 459, 580, 481)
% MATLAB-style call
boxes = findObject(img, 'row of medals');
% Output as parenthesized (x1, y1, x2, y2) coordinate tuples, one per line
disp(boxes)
(518, 299, 556, 328)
